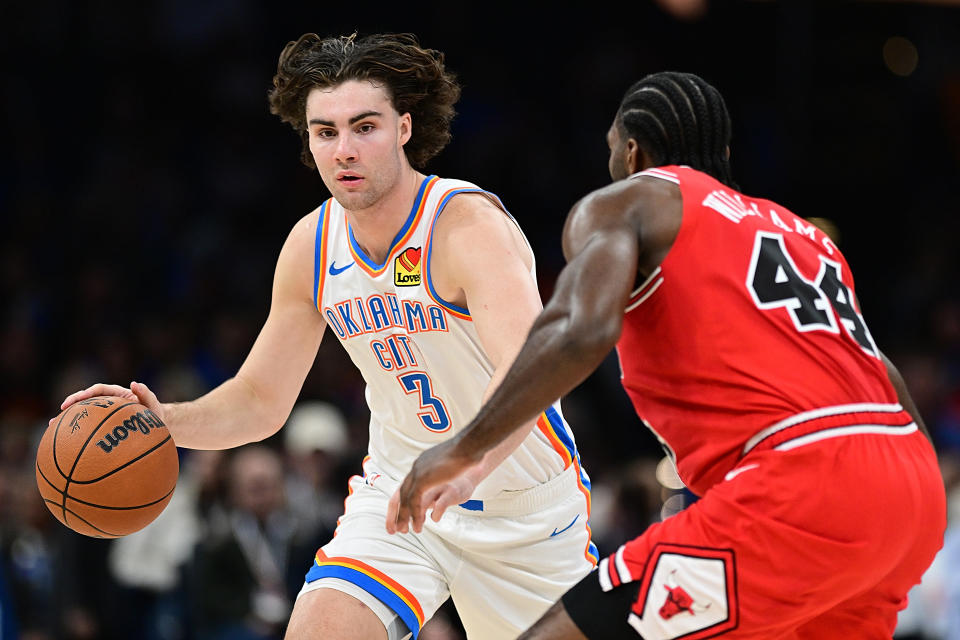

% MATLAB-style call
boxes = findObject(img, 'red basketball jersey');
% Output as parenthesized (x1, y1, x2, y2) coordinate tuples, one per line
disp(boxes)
(617, 166, 897, 496)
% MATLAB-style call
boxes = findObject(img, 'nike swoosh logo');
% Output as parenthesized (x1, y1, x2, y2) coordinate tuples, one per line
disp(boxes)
(724, 463, 759, 482)
(550, 514, 579, 537)
(329, 261, 355, 276)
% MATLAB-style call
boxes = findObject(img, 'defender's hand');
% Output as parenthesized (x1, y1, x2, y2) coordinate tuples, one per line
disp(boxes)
(386, 439, 480, 534)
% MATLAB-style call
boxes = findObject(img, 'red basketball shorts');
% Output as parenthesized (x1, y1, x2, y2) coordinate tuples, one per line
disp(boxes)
(564, 428, 945, 639)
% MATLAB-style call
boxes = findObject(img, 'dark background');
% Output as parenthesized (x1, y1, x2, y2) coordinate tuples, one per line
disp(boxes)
(1, 1, 959, 638)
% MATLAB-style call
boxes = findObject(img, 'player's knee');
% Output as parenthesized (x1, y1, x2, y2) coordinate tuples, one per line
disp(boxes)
(285, 588, 388, 640)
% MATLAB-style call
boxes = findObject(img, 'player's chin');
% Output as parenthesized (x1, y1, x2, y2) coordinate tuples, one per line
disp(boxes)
(335, 187, 379, 210)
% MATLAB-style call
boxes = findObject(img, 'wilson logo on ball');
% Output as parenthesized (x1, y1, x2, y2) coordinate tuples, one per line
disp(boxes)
(95, 410, 167, 453)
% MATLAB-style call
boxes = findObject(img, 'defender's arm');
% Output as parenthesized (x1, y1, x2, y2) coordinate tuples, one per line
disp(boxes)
(389, 182, 649, 533)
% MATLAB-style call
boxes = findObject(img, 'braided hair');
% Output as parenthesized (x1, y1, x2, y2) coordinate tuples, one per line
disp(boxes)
(617, 72, 737, 188)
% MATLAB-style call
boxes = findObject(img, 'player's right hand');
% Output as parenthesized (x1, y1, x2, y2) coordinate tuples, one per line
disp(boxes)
(57, 381, 165, 425)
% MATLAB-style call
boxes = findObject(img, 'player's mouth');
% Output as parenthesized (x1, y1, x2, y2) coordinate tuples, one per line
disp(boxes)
(336, 171, 364, 186)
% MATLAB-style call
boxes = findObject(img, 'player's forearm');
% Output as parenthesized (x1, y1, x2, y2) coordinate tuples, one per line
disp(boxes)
(454, 304, 617, 464)
(465, 420, 540, 485)
(465, 371, 541, 484)
(161, 373, 285, 450)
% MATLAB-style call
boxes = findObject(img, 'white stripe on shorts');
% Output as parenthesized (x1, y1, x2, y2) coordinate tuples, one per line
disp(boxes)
(598, 558, 613, 592)
(614, 546, 632, 584)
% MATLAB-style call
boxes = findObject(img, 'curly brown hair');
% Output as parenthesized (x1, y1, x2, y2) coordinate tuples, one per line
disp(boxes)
(268, 32, 461, 170)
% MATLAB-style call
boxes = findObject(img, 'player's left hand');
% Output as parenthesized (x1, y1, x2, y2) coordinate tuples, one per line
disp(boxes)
(386, 439, 480, 534)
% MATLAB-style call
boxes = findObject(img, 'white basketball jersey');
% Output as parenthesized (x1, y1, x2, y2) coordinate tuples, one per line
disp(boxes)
(313, 175, 589, 499)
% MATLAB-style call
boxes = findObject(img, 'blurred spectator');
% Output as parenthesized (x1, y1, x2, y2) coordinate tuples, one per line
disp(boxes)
(105, 450, 223, 640)
(191, 445, 320, 640)
(282, 400, 350, 536)
(0, 561, 17, 640)
(895, 452, 960, 639)
(1, 464, 54, 640)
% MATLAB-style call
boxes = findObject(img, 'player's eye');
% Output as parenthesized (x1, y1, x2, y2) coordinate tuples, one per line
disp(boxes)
(356, 123, 374, 134)
(314, 128, 335, 139)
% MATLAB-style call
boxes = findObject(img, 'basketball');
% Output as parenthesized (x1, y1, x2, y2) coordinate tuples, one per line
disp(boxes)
(35, 396, 179, 538)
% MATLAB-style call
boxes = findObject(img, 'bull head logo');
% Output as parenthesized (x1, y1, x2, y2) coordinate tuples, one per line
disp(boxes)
(659, 570, 712, 620)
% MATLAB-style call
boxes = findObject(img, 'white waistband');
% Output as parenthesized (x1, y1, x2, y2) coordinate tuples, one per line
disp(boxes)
(450, 464, 583, 517)
(742, 402, 906, 455)
(364, 460, 583, 518)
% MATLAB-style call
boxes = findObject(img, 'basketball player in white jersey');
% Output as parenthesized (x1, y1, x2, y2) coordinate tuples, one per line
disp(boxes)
(59, 32, 597, 640)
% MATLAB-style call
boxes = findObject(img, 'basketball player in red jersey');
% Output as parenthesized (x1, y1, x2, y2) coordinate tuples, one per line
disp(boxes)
(390, 71, 946, 638)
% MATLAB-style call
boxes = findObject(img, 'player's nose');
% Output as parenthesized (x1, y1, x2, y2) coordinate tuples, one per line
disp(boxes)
(334, 135, 358, 164)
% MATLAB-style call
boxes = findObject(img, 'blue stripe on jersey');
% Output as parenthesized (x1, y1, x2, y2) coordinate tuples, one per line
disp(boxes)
(588, 541, 599, 563)
(305, 563, 422, 639)
(544, 405, 598, 564)
(424, 188, 484, 317)
(313, 200, 329, 309)
(347, 175, 436, 271)
(544, 405, 579, 468)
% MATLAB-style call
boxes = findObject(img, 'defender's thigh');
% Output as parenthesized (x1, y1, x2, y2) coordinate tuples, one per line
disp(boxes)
(574, 435, 944, 639)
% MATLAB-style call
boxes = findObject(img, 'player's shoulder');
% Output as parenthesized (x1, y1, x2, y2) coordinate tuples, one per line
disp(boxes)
(432, 175, 482, 191)
(273, 203, 330, 296)
(429, 178, 528, 271)
(431, 176, 506, 227)
(291, 202, 327, 237)
(574, 170, 680, 224)
(278, 202, 329, 259)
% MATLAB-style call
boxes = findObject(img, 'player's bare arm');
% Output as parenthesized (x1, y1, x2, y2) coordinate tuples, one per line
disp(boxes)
(390, 181, 668, 533)
(59, 210, 327, 450)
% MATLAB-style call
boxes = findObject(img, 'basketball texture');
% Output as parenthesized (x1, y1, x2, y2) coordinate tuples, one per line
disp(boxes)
(35, 396, 178, 538)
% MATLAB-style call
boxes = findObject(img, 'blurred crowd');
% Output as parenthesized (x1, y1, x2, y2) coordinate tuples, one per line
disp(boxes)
(2, 0, 960, 638)
(0, 392, 693, 640)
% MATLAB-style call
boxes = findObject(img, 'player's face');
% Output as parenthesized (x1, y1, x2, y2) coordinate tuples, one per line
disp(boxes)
(606, 119, 630, 182)
(305, 80, 412, 211)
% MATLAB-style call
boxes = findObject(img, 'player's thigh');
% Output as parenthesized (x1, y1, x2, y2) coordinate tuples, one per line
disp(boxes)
(448, 488, 595, 638)
(285, 587, 388, 640)
(300, 476, 451, 639)
(588, 439, 943, 638)
(559, 553, 799, 640)
(556, 566, 640, 640)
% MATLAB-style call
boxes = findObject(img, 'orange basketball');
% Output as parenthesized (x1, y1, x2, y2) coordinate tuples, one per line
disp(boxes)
(35, 395, 179, 538)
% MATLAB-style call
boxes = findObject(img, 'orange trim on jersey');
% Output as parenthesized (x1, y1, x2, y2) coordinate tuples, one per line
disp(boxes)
(314, 550, 425, 629)
(349, 176, 440, 278)
(315, 199, 334, 311)
(421, 186, 484, 321)
(536, 412, 573, 468)
(334, 455, 371, 538)
(573, 456, 597, 566)
(537, 411, 598, 566)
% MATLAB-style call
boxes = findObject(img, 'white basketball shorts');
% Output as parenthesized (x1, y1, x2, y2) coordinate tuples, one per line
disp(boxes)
(297, 458, 598, 639)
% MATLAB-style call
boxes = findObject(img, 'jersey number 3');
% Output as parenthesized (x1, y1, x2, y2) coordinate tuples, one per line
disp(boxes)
(747, 232, 878, 357)
(398, 372, 452, 433)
